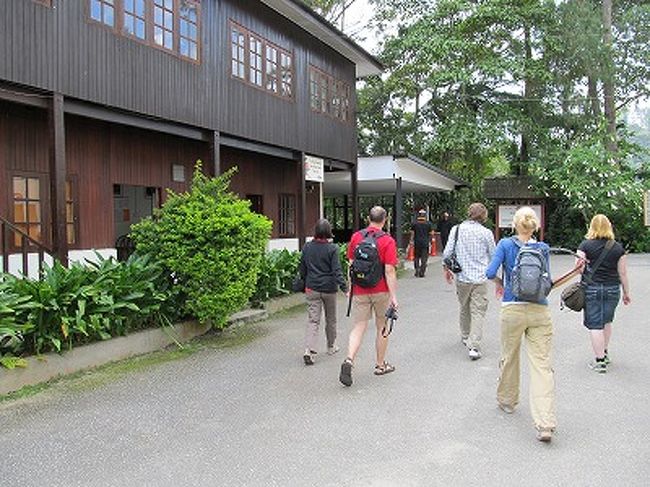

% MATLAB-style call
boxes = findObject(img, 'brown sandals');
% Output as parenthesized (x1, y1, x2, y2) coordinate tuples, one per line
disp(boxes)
(374, 362, 396, 375)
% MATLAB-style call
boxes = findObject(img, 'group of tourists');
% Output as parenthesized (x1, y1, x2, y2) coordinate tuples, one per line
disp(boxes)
(296, 204, 631, 443)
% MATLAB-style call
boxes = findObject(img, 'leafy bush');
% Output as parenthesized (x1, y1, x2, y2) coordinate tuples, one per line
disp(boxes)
(0, 254, 175, 362)
(251, 249, 301, 304)
(131, 165, 272, 327)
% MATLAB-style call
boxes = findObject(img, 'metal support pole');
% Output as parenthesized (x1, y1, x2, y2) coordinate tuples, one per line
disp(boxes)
(395, 177, 404, 249)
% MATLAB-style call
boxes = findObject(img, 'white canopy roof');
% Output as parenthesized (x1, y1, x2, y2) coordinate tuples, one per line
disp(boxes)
(323, 154, 467, 195)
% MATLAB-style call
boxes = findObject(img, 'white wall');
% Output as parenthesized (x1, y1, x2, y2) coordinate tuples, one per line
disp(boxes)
(1, 248, 117, 279)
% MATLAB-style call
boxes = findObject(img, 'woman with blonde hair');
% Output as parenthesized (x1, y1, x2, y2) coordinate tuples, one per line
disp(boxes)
(486, 206, 556, 442)
(577, 214, 630, 373)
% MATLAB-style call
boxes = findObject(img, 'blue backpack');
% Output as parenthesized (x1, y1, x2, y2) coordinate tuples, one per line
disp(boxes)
(510, 238, 552, 303)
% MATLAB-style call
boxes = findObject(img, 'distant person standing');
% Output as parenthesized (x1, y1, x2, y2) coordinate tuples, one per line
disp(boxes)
(409, 209, 434, 277)
(299, 219, 348, 365)
(437, 211, 454, 249)
(576, 214, 631, 373)
(340, 206, 399, 387)
(442, 203, 495, 360)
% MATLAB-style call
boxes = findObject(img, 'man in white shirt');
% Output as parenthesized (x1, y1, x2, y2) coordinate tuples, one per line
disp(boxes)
(442, 203, 496, 360)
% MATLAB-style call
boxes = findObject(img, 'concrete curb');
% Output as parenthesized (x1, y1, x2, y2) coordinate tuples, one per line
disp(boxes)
(0, 293, 307, 396)
(0, 320, 211, 395)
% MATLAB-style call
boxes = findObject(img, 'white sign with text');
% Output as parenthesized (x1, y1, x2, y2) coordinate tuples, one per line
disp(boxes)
(497, 204, 543, 228)
(304, 155, 324, 183)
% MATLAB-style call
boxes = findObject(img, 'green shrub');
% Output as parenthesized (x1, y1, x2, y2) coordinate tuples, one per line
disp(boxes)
(0, 254, 174, 361)
(131, 165, 272, 327)
(251, 249, 301, 304)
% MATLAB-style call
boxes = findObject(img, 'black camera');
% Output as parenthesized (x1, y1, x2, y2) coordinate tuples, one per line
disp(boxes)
(384, 305, 398, 321)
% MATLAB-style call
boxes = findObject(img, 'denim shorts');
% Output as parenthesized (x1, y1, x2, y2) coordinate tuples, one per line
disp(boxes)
(583, 284, 620, 330)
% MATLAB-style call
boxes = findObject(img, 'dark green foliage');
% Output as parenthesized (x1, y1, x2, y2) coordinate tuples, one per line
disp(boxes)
(0, 254, 175, 362)
(131, 165, 272, 327)
(251, 249, 301, 304)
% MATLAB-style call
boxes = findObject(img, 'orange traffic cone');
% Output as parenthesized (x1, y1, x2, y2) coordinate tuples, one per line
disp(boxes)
(407, 243, 415, 261)
(429, 235, 437, 256)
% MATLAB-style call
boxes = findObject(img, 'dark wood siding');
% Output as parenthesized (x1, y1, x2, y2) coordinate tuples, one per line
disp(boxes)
(0, 0, 358, 163)
(0, 101, 208, 249)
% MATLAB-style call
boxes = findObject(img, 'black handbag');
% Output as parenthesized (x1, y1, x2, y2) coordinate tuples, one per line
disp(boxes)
(443, 224, 462, 273)
(561, 240, 614, 312)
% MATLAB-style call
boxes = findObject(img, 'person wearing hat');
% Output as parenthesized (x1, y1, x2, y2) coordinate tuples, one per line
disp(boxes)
(409, 209, 435, 277)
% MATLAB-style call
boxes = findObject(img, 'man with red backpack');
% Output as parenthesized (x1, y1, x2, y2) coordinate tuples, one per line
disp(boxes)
(339, 206, 399, 387)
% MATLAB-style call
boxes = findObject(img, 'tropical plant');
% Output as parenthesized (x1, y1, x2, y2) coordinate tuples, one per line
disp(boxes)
(251, 249, 301, 304)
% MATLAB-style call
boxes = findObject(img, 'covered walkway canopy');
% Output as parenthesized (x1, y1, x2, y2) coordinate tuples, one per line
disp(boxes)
(323, 154, 467, 248)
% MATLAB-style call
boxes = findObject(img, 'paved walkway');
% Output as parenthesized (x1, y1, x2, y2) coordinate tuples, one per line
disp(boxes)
(1, 255, 649, 487)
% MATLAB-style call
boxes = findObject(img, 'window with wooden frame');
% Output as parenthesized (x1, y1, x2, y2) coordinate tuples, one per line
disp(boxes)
(280, 52, 293, 98)
(88, 0, 201, 62)
(179, 1, 200, 60)
(229, 21, 294, 101)
(12, 175, 45, 247)
(231, 25, 246, 79)
(246, 194, 263, 215)
(249, 35, 263, 87)
(65, 179, 79, 246)
(278, 194, 296, 237)
(123, 0, 146, 40)
(309, 66, 352, 124)
(90, 0, 116, 27)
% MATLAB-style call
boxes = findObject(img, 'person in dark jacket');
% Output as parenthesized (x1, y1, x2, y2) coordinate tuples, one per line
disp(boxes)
(436, 211, 454, 249)
(409, 209, 434, 277)
(299, 218, 348, 365)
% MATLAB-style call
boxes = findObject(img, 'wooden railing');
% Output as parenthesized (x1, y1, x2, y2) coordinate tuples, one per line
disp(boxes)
(0, 215, 54, 277)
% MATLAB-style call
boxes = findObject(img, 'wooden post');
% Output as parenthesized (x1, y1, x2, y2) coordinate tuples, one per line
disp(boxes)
(395, 177, 404, 249)
(210, 130, 221, 176)
(297, 153, 306, 250)
(49, 93, 68, 266)
(351, 163, 359, 231)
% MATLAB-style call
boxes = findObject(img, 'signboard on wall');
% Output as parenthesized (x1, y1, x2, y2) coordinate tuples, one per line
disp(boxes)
(497, 204, 543, 228)
(304, 155, 324, 183)
(645, 190, 650, 226)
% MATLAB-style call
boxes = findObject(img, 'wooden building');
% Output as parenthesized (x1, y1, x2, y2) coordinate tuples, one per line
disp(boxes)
(0, 0, 381, 275)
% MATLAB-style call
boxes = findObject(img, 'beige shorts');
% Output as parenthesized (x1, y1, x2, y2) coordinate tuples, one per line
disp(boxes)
(352, 292, 390, 323)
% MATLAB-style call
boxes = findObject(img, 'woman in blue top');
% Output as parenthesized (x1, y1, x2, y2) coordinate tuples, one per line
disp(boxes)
(486, 206, 556, 443)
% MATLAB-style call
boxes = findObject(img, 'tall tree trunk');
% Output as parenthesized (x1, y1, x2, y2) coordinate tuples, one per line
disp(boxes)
(517, 25, 533, 175)
(588, 76, 601, 116)
(602, 0, 617, 153)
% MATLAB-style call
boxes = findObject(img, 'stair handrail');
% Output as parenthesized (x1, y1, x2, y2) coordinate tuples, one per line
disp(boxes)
(0, 215, 54, 276)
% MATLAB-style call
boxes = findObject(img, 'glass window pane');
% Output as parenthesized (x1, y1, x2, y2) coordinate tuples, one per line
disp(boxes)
(164, 31, 173, 49)
(91, 0, 102, 21)
(136, 0, 145, 17)
(66, 203, 74, 223)
(27, 178, 40, 199)
(125, 0, 134, 12)
(189, 24, 197, 41)
(124, 15, 134, 34)
(165, 0, 173, 9)
(190, 43, 197, 60)
(67, 224, 76, 245)
(28, 224, 41, 242)
(180, 20, 188, 37)
(136, 19, 145, 39)
(14, 225, 27, 247)
(28, 202, 41, 223)
(13, 177, 26, 199)
(154, 6, 163, 26)
(154, 26, 163, 45)
(104, 5, 114, 27)
(180, 38, 189, 56)
(164, 11, 173, 29)
(14, 202, 26, 223)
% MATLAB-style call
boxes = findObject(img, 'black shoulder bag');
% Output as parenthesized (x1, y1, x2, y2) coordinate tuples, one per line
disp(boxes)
(561, 240, 614, 312)
(443, 225, 463, 273)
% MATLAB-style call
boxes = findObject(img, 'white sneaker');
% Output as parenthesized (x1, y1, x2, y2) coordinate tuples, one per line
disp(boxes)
(468, 348, 482, 360)
(327, 345, 340, 355)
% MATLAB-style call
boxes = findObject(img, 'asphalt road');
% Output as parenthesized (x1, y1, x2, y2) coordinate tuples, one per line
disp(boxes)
(1, 255, 649, 487)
